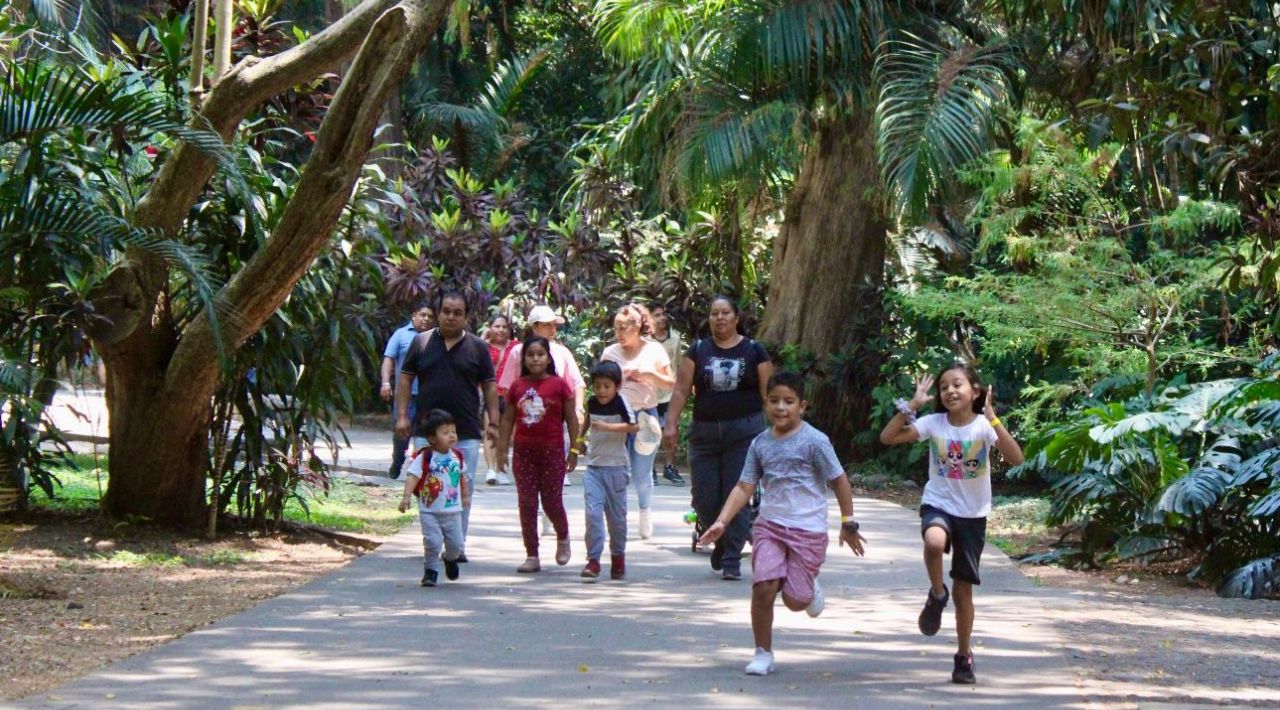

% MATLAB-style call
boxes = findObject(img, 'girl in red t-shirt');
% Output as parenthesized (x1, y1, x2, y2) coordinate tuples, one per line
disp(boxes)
(496, 336, 580, 573)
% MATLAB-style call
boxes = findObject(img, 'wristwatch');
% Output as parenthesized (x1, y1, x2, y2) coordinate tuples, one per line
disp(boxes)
(841, 520, 860, 534)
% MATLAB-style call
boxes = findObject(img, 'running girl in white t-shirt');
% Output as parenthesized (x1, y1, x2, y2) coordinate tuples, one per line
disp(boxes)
(879, 363, 1024, 686)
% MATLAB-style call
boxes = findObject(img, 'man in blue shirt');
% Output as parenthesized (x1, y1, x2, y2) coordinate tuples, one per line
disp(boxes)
(381, 302, 434, 478)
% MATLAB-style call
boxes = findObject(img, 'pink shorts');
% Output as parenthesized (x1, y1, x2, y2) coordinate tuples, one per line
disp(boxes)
(751, 518, 828, 603)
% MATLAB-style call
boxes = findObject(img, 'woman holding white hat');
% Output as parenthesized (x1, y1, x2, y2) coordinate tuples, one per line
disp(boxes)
(601, 303, 675, 539)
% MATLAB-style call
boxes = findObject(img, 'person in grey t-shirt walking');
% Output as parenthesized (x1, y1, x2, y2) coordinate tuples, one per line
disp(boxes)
(577, 361, 638, 581)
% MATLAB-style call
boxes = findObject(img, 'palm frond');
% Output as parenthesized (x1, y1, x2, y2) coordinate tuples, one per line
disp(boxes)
(0, 358, 34, 395)
(875, 33, 1014, 222)
(592, 0, 694, 62)
(1, 62, 236, 167)
(726, 0, 884, 91)
(475, 47, 550, 119)
(667, 95, 800, 202)
(0, 189, 230, 350)
(24, 0, 101, 39)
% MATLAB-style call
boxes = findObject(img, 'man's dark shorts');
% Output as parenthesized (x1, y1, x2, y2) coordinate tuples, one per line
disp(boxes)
(920, 504, 987, 585)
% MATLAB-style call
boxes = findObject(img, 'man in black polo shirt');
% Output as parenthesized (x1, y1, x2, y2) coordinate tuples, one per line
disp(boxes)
(395, 291, 500, 557)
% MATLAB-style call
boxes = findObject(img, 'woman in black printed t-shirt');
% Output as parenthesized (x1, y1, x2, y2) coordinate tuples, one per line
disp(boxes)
(662, 295, 773, 580)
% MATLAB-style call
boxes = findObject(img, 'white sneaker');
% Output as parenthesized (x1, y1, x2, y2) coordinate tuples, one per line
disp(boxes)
(806, 580, 825, 618)
(541, 511, 554, 537)
(639, 508, 652, 539)
(563, 473, 572, 487)
(744, 647, 775, 676)
(484, 470, 498, 485)
(496, 472, 512, 485)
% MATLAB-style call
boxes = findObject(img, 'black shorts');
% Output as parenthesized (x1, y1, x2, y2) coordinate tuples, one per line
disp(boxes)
(920, 505, 987, 585)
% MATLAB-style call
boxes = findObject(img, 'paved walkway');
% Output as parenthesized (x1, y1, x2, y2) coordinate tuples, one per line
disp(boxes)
(30, 386, 1085, 707)
(15, 482, 1082, 708)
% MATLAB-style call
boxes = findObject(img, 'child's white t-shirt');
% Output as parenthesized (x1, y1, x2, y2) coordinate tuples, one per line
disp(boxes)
(406, 448, 465, 514)
(915, 413, 998, 518)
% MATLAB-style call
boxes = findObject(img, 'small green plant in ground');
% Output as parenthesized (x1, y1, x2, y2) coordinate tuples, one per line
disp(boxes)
(103, 550, 187, 567)
(199, 550, 248, 565)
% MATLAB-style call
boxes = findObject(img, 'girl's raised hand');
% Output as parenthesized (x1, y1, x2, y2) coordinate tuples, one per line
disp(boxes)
(984, 382, 996, 421)
(909, 374, 935, 410)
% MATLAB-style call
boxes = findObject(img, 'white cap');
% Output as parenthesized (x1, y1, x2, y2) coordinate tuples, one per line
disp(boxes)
(633, 411, 662, 456)
(527, 305, 566, 325)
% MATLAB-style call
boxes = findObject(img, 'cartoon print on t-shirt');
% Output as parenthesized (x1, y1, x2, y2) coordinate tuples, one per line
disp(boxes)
(422, 473, 443, 507)
(517, 387, 547, 426)
(419, 454, 462, 508)
(931, 438, 989, 480)
(706, 357, 745, 392)
(946, 441, 965, 477)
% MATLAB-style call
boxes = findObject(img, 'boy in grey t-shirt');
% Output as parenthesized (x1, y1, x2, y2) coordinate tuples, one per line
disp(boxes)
(699, 371, 867, 677)
(577, 361, 638, 581)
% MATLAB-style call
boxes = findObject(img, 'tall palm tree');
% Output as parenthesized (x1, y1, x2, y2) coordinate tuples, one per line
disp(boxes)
(593, 0, 1013, 455)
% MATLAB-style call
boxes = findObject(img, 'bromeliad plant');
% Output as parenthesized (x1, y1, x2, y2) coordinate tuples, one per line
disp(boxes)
(1020, 353, 1280, 598)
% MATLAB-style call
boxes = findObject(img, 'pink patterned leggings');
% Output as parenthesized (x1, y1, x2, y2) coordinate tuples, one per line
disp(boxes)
(513, 440, 568, 557)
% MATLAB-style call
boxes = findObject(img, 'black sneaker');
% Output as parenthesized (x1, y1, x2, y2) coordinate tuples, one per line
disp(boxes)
(443, 557, 460, 581)
(918, 585, 949, 636)
(721, 566, 741, 581)
(421, 569, 438, 587)
(663, 464, 686, 486)
(457, 553, 468, 563)
(710, 541, 724, 571)
(653, 470, 659, 485)
(952, 652, 976, 684)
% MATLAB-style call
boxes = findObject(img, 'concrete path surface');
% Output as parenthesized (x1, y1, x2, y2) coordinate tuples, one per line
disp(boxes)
(14, 482, 1084, 709)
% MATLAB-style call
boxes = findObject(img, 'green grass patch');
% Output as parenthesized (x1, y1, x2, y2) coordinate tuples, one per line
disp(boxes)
(27, 454, 411, 537)
(283, 478, 413, 537)
(987, 495, 1052, 558)
(198, 550, 248, 565)
(104, 550, 187, 567)
(27, 453, 108, 513)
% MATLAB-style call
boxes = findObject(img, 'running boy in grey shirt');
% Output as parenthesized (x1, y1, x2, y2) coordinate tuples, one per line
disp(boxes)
(578, 361, 638, 581)
(699, 371, 867, 676)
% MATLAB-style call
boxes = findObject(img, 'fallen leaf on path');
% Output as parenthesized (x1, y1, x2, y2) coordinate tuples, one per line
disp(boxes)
(579, 664, 589, 672)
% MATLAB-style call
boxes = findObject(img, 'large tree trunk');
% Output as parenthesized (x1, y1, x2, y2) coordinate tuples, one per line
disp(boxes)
(758, 111, 888, 460)
(95, 0, 452, 529)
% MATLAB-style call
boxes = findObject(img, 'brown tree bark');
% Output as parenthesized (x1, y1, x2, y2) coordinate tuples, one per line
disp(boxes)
(758, 111, 888, 459)
(97, 0, 453, 529)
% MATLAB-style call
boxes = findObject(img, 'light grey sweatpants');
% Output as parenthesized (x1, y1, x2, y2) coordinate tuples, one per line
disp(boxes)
(420, 510, 464, 572)
(583, 465, 629, 560)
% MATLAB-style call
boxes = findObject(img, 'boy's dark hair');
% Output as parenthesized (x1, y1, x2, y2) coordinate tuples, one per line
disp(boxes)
(519, 335, 559, 377)
(934, 362, 987, 414)
(421, 409, 456, 439)
(590, 360, 623, 386)
(766, 370, 806, 396)
(412, 300, 433, 314)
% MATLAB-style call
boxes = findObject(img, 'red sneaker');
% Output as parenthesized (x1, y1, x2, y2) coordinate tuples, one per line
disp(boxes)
(610, 554, 625, 580)
(580, 559, 601, 581)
